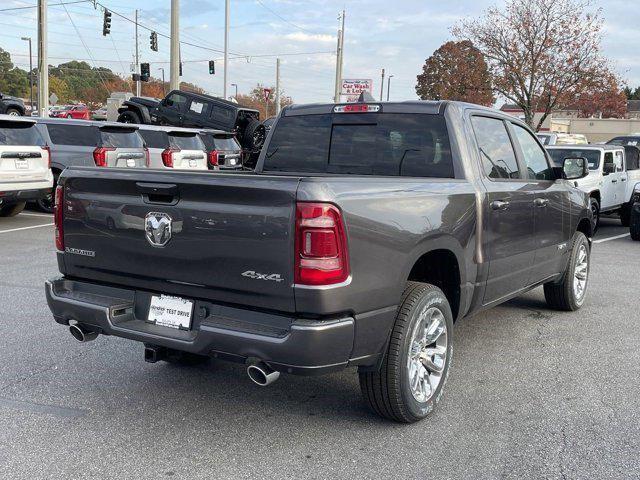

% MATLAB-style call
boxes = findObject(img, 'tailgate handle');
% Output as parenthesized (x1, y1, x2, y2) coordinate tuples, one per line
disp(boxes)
(136, 182, 179, 205)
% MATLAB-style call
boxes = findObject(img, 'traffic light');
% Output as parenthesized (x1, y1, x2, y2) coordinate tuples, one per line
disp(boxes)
(208, 60, 215, 75)
(140, 63, 150, 82)
(150, 32, 158, 52)
(102, 9, 112, 36)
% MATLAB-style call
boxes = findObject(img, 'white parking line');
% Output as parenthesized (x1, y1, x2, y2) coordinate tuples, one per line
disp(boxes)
(0, 223, 54, 234)
(593, 233, 631, 244)
(19, 213, 53, 218)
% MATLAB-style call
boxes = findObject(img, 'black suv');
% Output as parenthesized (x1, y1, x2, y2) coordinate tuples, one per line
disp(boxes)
(0, 93, 25, 116)
(117, 90, 264, 153)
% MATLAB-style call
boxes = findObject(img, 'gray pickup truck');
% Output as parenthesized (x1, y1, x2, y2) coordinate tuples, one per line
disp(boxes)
(46, 101, 593, 423)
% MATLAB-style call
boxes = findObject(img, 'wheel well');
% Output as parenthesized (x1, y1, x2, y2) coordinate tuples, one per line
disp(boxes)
(590, 190, 601, 205)
(407, 249, 461, 320)
(577, 218, 593, 240)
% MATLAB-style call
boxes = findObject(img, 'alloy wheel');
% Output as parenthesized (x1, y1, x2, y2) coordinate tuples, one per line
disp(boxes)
(573, 244, 589, 302)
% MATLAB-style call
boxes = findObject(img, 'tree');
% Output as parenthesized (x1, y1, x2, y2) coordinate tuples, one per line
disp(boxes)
(415, 40, 495, 106)
(573, 70, 627, 118)
(454, 0, 609, 131)
(235, 83, 293, 119)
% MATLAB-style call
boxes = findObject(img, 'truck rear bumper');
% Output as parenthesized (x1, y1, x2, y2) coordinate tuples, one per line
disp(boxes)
(45, 277, 357, 375)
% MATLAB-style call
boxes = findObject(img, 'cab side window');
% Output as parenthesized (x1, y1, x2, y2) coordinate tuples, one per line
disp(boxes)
(512, 123, 553, 180)
(471, 116, 521, 180)
(604, 152, 614, 172)
(614, 151, 624, 171)
(165, 93, 188, 112)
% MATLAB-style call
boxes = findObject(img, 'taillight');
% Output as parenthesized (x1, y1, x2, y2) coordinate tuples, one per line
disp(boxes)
(208, 150, 219, 168)
(43, 145, 51, 168)
(161, 148, 178, 167)
(295, 202, 349, 286)
(54, 185, 64, 251)
(93, 147, 114, 167)
(144, 147, 150, 167)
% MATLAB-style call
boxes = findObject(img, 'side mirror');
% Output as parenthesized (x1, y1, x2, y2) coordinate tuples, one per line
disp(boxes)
(603, 163, 616, 175)
(563, 157, 589, 180)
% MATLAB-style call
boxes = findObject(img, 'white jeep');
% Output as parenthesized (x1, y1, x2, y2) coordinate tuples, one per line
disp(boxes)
(547, 144, 640, 229)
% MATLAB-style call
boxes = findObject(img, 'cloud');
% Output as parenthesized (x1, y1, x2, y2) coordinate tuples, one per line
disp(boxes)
(282, 32, 336, 43)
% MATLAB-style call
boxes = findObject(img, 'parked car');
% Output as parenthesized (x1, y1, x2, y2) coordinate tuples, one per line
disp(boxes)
(46, 100, 592, 423)
(537, 132, 588, 146)
(116, 90, 265, 155)
(34, 119, 148, 212)
(137, 125, 207, 170)
(51, 105, 90, 120)
(199, 129, 242, 170)
(547, 144, 640, 228)
(0, 93, 25, 116)
(92, 107, 108, 121)
(0, 115, 52, 217)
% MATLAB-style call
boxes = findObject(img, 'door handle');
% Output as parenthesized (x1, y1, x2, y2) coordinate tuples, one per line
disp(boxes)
(611, 179, 618, 183)
(491, 200, 510, 211)
(621, 178, 627, 182)
(534, 198, 549, 207)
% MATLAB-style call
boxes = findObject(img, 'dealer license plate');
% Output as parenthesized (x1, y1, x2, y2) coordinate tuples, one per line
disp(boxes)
(148, 295, 194, 330)
(15, 159, 29, 170)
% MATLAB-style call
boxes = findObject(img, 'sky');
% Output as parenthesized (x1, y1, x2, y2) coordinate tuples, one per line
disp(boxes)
(0, 0, 638, 104)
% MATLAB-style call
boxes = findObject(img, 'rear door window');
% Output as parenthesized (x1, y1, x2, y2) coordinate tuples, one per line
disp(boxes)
(471, 116, 521, 180)
(100, 128, 144, 148)
(139, 130, 169, 149)
(169, 133, 205, 150)
(46, 124, 99, 146)
(264, 113, 454, 178)
(0, 122, 43, 146)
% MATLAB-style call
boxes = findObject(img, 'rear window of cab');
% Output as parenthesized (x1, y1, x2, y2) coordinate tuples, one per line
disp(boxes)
(0, 121, 43, 146)
(263, 113, 454, 178)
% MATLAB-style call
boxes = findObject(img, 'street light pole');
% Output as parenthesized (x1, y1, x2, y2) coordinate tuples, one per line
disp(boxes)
(135, 9, 140, 96)
(380, 68, 385, 101)
(158, 68, 165, 95)
(21, 37, 33, 115)
(275, 58, 281, 116)
(231, 83, 238, 99)
(223, 0, 230, 100)
(169, 0, 180, 91)
(37, 0, 48, 117)
(387, 74, 394, 101)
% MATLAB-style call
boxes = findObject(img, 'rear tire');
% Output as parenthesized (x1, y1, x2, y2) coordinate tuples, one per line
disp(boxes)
(620, 204, 631, 227)
(544, 232, 590, 311)
(5, 108, 22, 116)
(0, 202, 26, 217)
(630, 203, 640, 241)
(118, 110, 141, 124)
(36, 175, 58, 213)
(589, 197, 600, 233)
(359, 282, 453, 423)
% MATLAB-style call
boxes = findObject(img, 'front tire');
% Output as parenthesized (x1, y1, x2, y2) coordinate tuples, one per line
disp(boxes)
(0, 202, 26, 217)
(5, 108, 22, 116)
(544, 232, 590, 311)
(117, 110, 141, 124)
(589, 197, 600, 233)
(630, 203, 640, 241)
(359, 282, 453, 423)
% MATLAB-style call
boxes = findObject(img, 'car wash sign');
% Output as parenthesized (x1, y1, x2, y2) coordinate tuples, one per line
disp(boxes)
(341, 79, 373, 102)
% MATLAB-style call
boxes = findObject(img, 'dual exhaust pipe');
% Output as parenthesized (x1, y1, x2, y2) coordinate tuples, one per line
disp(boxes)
(69, 323, 280, 386)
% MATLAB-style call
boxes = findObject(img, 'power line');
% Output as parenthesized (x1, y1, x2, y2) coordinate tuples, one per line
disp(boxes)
(254, 0, 317, 34)
(0, 0, 92, 12)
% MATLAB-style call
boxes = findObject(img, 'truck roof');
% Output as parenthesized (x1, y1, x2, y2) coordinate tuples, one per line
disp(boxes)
(283, 100, 446, 116)
(547, 144, 622, 151)
(168, 90, 259, 114)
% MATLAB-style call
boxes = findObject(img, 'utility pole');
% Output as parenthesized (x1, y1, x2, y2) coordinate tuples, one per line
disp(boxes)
(379, 68, 385, 101)
(275, 58, 281, 116)
(169, 0, 180, 91)
(223, 0, 230, 100)
(21, 37, 34, 115)
(387, 74, 394, 101)
(333, 10, 345, 103)
(135, 9, 140, 96)
(231, 83, 238, 99)
(37, 0, 48, 117)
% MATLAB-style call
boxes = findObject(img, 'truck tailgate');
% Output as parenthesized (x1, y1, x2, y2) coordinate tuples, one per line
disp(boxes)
(60, 168, 300, 312)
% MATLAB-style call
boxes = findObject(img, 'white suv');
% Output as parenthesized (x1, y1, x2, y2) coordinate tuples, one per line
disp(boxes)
(0, 115, 52, 217)
(547, 144, 640, 229)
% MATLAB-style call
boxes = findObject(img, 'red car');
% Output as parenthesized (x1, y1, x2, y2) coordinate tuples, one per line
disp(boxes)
(51, 105, 90, 120)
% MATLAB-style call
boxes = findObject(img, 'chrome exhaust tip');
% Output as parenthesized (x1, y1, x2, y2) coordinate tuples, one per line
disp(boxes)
(69, 323, 98, 343)
(247, 361, 280, 386)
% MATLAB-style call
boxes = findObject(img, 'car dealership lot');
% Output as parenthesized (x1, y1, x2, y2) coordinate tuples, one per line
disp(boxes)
(0, 215, 638, 479)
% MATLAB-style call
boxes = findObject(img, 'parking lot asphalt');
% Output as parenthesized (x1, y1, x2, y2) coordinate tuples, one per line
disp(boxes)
(0, 213, 638, 479)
